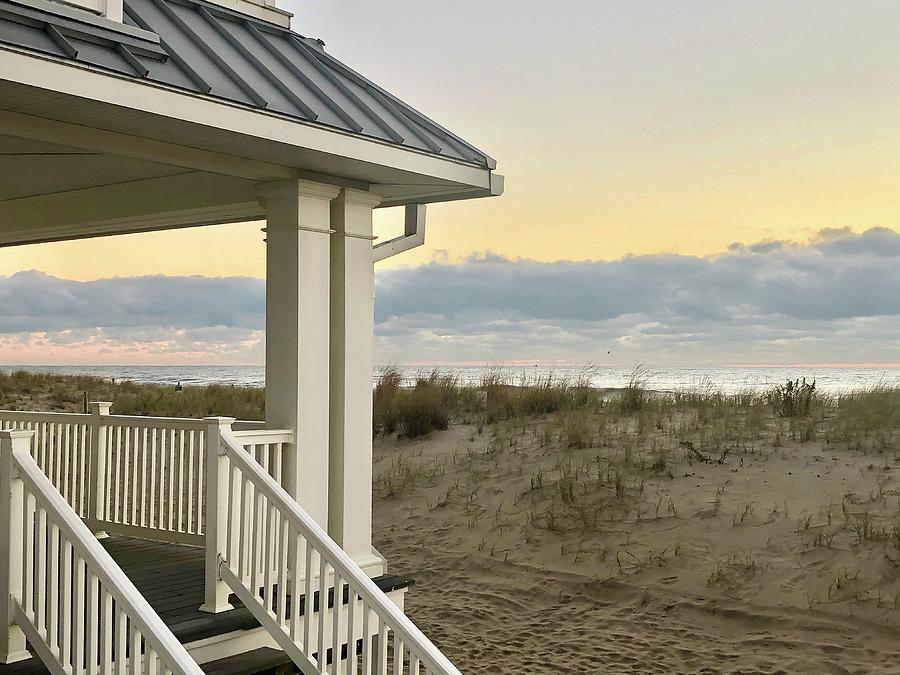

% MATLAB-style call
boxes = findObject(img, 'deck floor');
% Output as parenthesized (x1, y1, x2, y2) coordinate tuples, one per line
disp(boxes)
(0, 536, 411, 674)
(0, 536, 258, 674)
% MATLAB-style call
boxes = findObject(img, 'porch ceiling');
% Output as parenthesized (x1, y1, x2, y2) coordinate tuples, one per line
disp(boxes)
(0, 133, 188, 201)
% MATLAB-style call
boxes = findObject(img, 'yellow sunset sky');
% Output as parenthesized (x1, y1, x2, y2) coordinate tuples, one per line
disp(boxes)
(4, 1, 900, 280)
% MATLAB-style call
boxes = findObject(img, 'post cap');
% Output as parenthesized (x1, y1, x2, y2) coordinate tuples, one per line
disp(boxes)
(204, 416, 237, 426)
(0, 429, 35, 439)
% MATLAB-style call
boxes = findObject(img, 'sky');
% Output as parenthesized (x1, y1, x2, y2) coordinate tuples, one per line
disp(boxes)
(2, 1, 900, 366)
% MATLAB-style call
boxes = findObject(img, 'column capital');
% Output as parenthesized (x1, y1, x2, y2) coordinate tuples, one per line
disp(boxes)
(257, 179, 342, 204)
(336, 188, 382, 209)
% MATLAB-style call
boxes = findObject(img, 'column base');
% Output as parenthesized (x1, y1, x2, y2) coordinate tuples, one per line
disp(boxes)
(198, 602, 235, 615)
(0, 649, 31, 664)
(354, 551, 386, 579)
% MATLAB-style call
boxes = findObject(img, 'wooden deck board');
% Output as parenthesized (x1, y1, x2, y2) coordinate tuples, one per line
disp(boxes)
(0, 536, 258, 675)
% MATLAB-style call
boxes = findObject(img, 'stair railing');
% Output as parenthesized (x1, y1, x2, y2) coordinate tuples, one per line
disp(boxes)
(0, 429, 204, 675)
(205, 427, 462, 675)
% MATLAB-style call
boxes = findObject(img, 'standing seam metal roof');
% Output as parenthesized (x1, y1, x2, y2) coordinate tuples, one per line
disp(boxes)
(0, 0, 495, 168)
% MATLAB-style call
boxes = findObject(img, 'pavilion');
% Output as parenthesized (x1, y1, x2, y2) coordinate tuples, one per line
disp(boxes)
(0, 0, 502, 670)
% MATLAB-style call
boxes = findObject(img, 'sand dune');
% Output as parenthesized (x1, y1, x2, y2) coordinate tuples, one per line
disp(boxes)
(373, 413, 900, 674)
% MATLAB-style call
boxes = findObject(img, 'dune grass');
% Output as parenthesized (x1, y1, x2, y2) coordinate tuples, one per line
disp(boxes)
(0, 370, 264, 420)
(2, 367, 898, 455)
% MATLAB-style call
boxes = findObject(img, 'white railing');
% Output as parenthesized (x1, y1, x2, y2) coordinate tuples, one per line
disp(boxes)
(97, 414, 209, 546)
(0, 429, 204, 674)
(0, 407, 288, 548)
(206, 429, 462, 675)
(0, 411, 92, 519)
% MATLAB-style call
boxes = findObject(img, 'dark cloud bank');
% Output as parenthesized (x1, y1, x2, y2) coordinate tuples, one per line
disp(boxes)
(2, 228, 899, 364)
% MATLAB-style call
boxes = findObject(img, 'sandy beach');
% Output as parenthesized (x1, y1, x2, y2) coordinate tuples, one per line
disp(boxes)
(373, 398, 900, 674)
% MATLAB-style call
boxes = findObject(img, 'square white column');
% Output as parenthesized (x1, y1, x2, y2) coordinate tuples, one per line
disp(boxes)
(260, 179, 340, 529)
(329, 188, 383, 574)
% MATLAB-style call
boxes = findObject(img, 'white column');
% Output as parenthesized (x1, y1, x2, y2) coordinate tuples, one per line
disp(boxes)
(260, 179, 340, 529)
(0, 430, 30, 664)
(329, 188, 383, 574)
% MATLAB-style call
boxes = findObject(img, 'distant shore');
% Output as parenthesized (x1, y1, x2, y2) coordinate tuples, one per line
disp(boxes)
(2, 362, 900, 394)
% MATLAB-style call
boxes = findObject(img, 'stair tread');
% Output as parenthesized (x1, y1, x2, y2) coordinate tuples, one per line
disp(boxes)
(201, 648, 293, 675)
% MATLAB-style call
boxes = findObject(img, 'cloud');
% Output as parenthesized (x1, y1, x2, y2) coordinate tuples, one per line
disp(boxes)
(1, 227, 900, 365)
(0, 272, 265, 364)
(373, 227, 900, 364)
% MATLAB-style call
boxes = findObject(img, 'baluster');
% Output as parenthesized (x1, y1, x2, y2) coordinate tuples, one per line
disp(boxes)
(115, 607, 127, 675)
(186, 430, 195, 535)
(139, 428, 149, 529)
(273, 442, 283, 485)
(176, 429, 185, 532)
(227, 464, 239, 566)
(251, 480, 263, 596)
(39, 421, 47, 474)
(22, 492, 34, 621)
(128, 427, 137, 526)
(361, 602, 371, 675)
(86, 572, 99, 675)
(74, 554, 86, 675)
(238, 473, 250, 582)
(410, 655, 420, 675)
(261, 501, 273, 613)
(62, 423, 71, 504)
(275, 515, 287, 627)
(48, 523, 59, 652)
(360, 600, 372, 675)
(100, 589, 113, 673)
(317, 557, 328, 670)
(128, 624, 140, 675)
(75, 423, 83, 509)
(392, 634, 404, 675)
(167, 429, 175, 532)
(113, 425, 123, 524)
(332, 573, 342, 675)
(35, 507, 46, 635)
(156, 429, 167, 532)
(346, 585, 356, 675)
(299, 539, 312, 652)
(375, 622, 388, 675)
(197, 430, 205, 536)
(294, 533, 305, 648)
(61, 540, 73, 668)
(148, 428, 157, 530)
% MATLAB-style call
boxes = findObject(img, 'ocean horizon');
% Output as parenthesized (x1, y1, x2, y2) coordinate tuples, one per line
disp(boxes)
(2, 363, 899, 394)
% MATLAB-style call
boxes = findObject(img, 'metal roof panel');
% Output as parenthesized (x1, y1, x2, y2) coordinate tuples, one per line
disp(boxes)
(0, 0, 494, 168)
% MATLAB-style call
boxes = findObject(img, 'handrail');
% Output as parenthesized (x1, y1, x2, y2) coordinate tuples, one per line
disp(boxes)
(218, 429, 462, 675)
(0, 430, 203, 674)
(0, 410, 90, 420)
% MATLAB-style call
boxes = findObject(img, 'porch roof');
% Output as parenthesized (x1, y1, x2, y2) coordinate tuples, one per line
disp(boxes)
(0, 0, 494, 169)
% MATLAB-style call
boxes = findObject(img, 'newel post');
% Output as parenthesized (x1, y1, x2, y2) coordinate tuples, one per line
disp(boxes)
(0, 430, 32, 664)
(200, 417, 235, 614)
(87, 402, 112, 538)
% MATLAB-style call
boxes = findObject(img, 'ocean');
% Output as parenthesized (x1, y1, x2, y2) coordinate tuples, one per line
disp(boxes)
(1, 364, 899, 394)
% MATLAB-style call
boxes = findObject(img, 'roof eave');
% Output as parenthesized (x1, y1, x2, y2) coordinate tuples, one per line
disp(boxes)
(0, 44, 496, 190)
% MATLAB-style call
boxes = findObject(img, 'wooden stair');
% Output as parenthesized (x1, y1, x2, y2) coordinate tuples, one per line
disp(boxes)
(200, 648, 295, 675)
